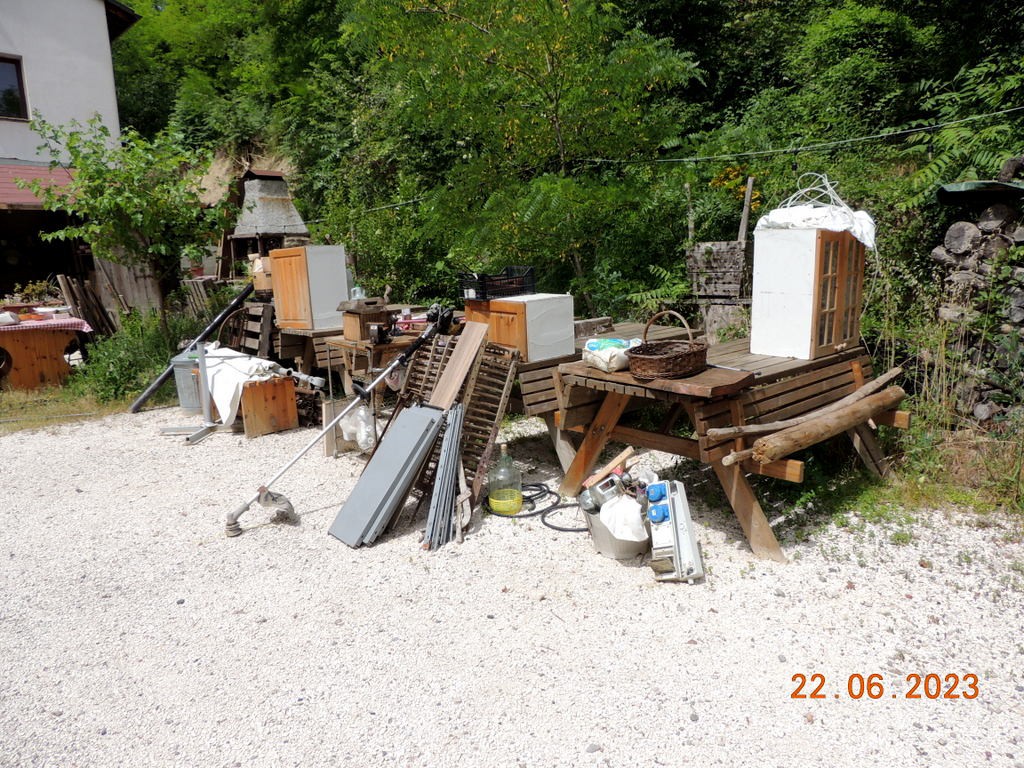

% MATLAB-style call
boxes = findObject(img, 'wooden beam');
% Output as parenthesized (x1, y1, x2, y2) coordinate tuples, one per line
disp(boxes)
(706, 366, 904, 441)
(711, 462, 787, 562)
(874, 409, 910, 429)
(558, 392, 631, 497)
(741, 458, 804, 483)
(608, 425, 701, 460)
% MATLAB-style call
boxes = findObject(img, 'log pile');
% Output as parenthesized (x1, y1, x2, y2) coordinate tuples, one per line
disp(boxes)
(930, 200, 1024, 422)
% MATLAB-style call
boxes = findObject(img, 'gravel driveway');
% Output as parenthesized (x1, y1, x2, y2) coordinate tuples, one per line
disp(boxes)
(2, 407, 1022, 766)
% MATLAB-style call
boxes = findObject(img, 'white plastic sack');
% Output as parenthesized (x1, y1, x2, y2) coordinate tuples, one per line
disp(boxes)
(582, 337, 641, 372)
(0, 311, 20, 326)
(598, 495, 649, 543)
(754, 172, 876, 248)
(339, 402, 377, 452)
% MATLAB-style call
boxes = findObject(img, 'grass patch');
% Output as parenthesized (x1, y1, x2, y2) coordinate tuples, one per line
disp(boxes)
(0, 387, 126, 436)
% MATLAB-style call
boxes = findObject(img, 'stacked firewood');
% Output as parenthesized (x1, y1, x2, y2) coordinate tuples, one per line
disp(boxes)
(930, 202, 1024, 421)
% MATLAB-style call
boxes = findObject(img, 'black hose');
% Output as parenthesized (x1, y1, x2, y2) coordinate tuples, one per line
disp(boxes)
(485, 482, 590, 533)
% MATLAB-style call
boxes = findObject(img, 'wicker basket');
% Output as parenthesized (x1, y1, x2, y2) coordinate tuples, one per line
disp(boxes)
(625, 310, 707, 381)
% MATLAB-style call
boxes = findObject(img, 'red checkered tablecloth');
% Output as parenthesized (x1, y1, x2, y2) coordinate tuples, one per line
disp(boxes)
(0, 316, 93, 334)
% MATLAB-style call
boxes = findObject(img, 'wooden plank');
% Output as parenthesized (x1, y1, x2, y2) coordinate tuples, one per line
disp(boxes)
(558, 392, 631, 496)
(428, 322, 488, 410)
(874, 409, 910, 429)
(582, 446, 635, 489)
(557, 360, 754, 399)
(740, 458, 805, 483)
(240, 378, 299, 439)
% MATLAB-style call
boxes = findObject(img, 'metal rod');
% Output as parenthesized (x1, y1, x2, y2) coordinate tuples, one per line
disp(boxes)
(225, 317, 443, 537)
(129, 282, 254, 413)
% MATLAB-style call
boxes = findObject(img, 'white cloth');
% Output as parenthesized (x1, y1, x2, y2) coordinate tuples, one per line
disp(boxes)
(754, 203, 876, 249)
(198, 344, 281, 426)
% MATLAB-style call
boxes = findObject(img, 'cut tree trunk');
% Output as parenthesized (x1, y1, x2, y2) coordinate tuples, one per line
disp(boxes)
(750, 386, 906, 465)
(706, 366, 903, 441)
(944, 221, 982, 255)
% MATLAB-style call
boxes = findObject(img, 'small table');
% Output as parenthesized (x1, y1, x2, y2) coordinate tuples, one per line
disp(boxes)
(0, 316, 93, 390)
(324, 334, 420, 399)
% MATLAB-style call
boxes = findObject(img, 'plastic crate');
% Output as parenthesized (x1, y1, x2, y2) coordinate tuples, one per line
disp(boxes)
(459, 266, 536, 301)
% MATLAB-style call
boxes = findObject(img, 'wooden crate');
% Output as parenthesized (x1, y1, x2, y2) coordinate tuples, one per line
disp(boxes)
(687, 240, 753, 304)
(240, 377, 299, 438)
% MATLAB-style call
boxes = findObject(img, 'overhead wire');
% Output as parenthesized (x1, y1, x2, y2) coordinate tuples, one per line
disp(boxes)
(585, 104, 1024, 167)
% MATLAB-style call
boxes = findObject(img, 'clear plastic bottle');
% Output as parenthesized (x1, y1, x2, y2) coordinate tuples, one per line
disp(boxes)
(488, 443, 522, 515)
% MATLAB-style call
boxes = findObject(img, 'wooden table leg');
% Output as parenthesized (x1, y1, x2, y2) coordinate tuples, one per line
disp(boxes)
(847, 423, 891, 478)
(543, 412, 578, 475)
(711, 461, 787, 562)
(558, 392, 630, 497)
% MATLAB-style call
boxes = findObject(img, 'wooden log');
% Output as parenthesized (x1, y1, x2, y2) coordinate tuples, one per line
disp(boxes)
(930, 245, 957, 267)
(706, 366, 903, 441)
(944, 221, 982, 255)
(978, 203, 1016, 233)
(722, 447, 754, 466)
(750, 386, 906, 465)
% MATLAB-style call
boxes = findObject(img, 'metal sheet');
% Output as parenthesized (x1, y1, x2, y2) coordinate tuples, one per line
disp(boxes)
(328, 405, 444, 547)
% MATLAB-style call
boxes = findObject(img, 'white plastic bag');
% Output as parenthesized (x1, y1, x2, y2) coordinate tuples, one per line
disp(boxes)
(582, 337, 641, 373)
(599, 495, 649, 543)
(354, 405, 376, 453)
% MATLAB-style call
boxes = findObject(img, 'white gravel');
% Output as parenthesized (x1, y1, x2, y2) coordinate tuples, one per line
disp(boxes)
(2, 406, 1023, 767)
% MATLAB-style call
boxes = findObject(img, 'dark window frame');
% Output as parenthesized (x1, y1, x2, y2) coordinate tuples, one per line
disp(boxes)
(0, 55, 29, 121)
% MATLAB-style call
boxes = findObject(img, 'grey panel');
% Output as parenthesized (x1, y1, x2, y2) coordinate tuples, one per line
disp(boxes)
(328, 405, 444, 547)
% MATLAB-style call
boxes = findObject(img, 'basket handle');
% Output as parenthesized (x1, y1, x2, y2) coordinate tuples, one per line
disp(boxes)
(643, 310, 693, 345)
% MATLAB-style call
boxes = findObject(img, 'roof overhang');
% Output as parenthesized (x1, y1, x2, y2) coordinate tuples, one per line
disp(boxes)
(104, 0, 140, 41)
(0, 162, 73, 211)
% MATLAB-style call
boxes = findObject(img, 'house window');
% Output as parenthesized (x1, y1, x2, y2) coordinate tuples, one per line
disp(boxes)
(0, 57, 28, 120)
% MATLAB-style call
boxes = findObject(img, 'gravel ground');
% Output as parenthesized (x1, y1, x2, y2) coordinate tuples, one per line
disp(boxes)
(2, 406, 1023, 767)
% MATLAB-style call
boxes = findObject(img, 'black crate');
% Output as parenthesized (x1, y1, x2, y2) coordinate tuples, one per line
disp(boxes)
(459, 266, 536, 300)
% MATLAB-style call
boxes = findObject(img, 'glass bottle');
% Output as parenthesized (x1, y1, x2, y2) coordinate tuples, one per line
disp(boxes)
(488, 443, 522, 515)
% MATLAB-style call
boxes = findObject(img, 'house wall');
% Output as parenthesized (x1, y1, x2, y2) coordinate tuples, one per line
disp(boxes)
(0, 0, 121, 161)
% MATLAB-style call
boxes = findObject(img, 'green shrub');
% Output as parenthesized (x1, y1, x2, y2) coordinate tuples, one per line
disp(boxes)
(67, 309, 208, 403)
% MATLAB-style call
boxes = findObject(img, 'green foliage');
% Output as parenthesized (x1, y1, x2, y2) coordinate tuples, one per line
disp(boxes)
(66, 309, 208, 403)
(20, 116, 233, 318)
(904, 55, 1024, 207)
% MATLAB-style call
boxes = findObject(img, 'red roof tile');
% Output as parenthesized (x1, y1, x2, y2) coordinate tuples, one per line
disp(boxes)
(0, 163, 73, 210)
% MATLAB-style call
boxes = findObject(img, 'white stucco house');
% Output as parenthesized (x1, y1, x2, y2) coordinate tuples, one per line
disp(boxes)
(0, 0, 138, 295)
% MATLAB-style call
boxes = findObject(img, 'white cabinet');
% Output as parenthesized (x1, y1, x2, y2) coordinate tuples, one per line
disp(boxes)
(465, 293, 575, 362)
(750, 229, 864, 359)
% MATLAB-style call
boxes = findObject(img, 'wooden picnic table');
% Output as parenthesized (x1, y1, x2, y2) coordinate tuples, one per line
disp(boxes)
(554, 338, 909, 562)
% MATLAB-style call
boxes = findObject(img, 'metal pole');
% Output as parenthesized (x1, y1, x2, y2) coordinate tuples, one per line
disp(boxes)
(225, 316, 444, 537)
(129, 282, 254, 413)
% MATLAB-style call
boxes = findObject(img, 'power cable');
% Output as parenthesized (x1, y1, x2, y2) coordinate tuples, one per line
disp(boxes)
(586, 104, 1024, 167)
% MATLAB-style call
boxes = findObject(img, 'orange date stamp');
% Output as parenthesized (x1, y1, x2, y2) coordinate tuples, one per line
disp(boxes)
(791, 673, 979, 700)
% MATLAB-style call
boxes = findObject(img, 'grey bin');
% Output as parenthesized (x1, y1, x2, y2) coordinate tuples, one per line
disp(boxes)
(170, 350, 202, 414)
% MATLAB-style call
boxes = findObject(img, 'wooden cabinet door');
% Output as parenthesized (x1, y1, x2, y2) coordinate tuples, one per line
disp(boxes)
(812, 231, 864, 357)
(487, 300, 528, 354)
(268, 247, 312, 328)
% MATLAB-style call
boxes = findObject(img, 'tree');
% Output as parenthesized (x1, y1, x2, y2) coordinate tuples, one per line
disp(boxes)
(20, 116, 233, 330)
